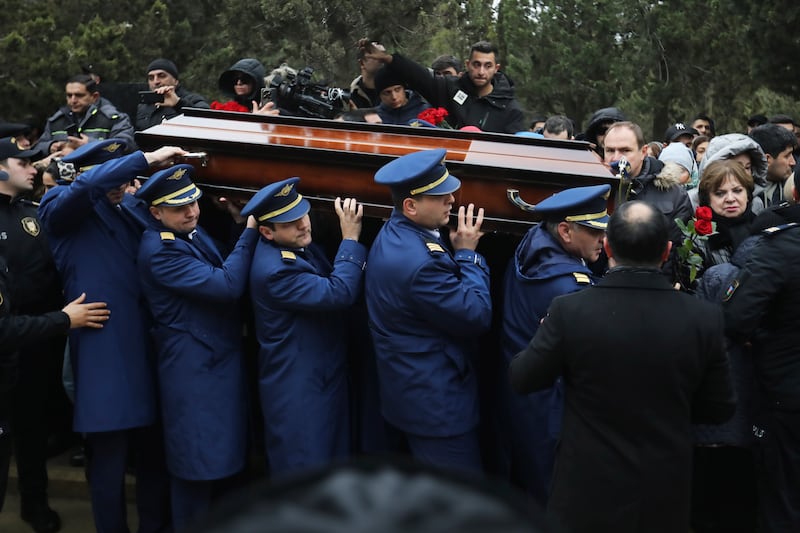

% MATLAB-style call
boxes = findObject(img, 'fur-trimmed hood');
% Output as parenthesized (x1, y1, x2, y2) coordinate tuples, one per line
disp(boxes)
(656, 161, 689, 189)
(699, 133, 768, 186)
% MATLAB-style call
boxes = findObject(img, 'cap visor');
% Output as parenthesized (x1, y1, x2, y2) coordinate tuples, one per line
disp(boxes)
(423, 175, 461, 195)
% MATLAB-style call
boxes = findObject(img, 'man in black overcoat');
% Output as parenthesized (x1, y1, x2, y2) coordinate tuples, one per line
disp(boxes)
(510, 200, 735, 533)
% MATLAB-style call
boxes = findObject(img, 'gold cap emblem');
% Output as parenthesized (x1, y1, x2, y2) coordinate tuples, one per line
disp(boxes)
(167, 168, 187, 180)
(104, 142, 122, 153)
(275, 183, 294, 197)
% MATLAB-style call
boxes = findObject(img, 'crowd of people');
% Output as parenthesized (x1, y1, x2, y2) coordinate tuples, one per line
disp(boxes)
(2, 37, 800, 533)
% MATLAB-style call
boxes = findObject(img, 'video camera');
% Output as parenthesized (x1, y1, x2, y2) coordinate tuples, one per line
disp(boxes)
(262, 67, 350, 120)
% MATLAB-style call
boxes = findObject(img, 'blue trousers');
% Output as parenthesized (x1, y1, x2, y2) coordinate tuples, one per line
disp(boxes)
(85, 425, 170, 533)
(170, 477, 213, 531)
(405, 429, 483, 475)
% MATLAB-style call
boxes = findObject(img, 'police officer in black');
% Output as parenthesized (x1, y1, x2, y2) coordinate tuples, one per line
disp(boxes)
(36, 74, 135, 155)
(0, 137, 68, 532)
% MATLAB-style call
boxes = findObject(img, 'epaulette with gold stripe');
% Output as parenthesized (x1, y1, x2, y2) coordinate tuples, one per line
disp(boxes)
(572, 272, 591, 284)
(160, 232, 175, 241)
(280, 250, 297, 262)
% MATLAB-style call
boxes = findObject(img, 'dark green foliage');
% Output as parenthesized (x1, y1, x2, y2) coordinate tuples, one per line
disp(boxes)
(1, 0, 798, 139)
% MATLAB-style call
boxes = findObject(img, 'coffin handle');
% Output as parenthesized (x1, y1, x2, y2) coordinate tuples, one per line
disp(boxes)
(507, 189, 536, 213)
(182, 152, 208, 167)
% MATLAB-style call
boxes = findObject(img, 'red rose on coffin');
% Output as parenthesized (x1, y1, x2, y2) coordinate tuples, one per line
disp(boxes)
(210, 100, 250, 113)
(417, 107, 450, 127)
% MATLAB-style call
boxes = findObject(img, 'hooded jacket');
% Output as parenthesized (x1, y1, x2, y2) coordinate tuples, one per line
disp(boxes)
(583, 107, 626, 146)
(218, 58, 266, 110)
(693, 133, 769, 212)
(502, 224, 596, 365)
(385, 53, 526, 133)
(632, 157, 694, 242)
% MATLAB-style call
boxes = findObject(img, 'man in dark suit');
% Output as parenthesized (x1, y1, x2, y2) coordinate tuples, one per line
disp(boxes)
(510, 200, 735, 533)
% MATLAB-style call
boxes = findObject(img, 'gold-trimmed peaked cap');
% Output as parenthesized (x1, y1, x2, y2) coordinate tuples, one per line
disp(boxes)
(240, 177, 310, 223)
(135, 164, 202, 207)
(60, 138, 127, 176)
(534, 184, 611, 229)
(374, 148, 461, 198)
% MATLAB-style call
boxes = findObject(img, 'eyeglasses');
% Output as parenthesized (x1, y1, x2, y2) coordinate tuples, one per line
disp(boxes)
(233, 76, 251, 85)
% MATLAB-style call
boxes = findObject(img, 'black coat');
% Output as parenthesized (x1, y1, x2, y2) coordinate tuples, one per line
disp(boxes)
(135, 86, 210, 131)
(387, 53, 526, 133)
(724, 208, 800, 410)
(510, 268, 735, 533)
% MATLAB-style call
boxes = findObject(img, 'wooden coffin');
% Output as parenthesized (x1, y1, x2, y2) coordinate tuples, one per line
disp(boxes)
(135, 108, 617, 234)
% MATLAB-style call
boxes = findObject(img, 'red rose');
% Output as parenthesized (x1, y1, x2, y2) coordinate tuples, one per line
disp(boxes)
(418, 107, 449, 126)
(695, 219, 713, 235)
(695, 206, 713, 221)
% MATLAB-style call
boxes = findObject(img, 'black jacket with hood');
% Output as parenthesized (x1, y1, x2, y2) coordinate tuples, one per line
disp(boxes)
(218, 58, 266, 110)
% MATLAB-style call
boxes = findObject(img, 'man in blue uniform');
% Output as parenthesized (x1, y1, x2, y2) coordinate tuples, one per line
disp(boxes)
(241, 179, 366, 478)
(136, 165, 258, 528)
(38, 139, 186, 533)
(499, 184, 610, 503)
(0, 255, 109, 520)
(365, 149, 491, 473)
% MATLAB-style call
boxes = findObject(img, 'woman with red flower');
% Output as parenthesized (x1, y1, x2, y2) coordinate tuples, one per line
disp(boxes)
(690, 157, 759, 533)
(695, 159, 756, 268)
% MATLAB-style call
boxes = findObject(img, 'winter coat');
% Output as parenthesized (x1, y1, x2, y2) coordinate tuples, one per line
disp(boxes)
(218, 58, 266, 110)
(135, 86, 210, 131)
(386, 53, 526, 133)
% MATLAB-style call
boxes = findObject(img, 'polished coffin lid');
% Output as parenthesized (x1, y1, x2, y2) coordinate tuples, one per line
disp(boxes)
(135, 108, 618, 233)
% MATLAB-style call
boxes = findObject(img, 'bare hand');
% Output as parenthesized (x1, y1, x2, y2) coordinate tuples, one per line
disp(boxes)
(449, 203, 485, 251)
(63, 293, 110, 329)
(143, 146, 189, 167)
(355, 38, 391, 63)
(49, 141, 67, 154)
(214, 196, 247, 224)
(252, 100, 280, 116)
(155, 85, 179, 108)
(245, 215, 257, 229)
(125, 178, 141, 195)
(66, 134, 90, 149)
(334, 197, 363, 241)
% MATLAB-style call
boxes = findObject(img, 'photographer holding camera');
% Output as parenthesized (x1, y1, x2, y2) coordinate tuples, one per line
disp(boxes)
(135, 58, 210, 131)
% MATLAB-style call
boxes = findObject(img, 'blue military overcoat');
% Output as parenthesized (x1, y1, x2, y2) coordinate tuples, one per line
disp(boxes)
(38, 152, 158, 433)
(499, 223, 597, 501)
(138, 223, 257, 480)
(365, 211, 492, 437)
(249, 238, 366, 477)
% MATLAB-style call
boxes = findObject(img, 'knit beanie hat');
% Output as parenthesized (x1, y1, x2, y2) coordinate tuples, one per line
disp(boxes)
(146, 59, 179, 80)
(374, 67, 405, 93)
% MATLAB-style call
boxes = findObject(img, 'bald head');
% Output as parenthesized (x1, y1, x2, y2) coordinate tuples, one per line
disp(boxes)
(605, 201, 670, 267)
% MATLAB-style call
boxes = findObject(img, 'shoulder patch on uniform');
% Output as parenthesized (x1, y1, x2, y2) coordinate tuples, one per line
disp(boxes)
(426, 242, 446, 254)
(722, 279, 739, 302)
(160, 231, 175, 241)
(762, 222, 799, 236)
(573, 272, 591, 284)
(280, 250, 297, 262)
